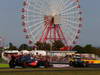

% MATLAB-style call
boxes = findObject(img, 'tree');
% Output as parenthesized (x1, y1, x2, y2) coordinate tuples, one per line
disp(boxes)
(72, 45, 83, 53)
(95, 48, 100, 56)
(8, 42, 18, 50)
(52, 40, 65, 50)
(73, 44, 100, 56)
(83, 44, 95, 53)
(35, 42, 51, 50)
(19, 44, 29, 51)
(0, 47, 3, 51)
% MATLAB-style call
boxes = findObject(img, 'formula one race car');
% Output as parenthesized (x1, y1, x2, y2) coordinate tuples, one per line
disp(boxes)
(69, 55, 88, 67)
(9, 55, 52, 68)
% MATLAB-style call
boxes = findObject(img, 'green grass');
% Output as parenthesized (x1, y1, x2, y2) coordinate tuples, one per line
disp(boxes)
(0, 64, 9, 67)
(0, 71, 100, 75)
(0, 68, 100, 75)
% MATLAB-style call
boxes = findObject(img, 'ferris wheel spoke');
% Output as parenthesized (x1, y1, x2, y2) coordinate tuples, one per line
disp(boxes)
(58, 0, 64, 11)
(26, 13, 43, 17)
(27, 15, 43, 19)
(61, 4, 79, 14)
(27, 6, 47, 15)
(62, 24, 78, 32)
(34, 24, 48, 41)
(63, 19, 80, 24)
(31, 25, 42, 37)
(60, 9, 79, 16)
(36, 0, 49, 9)
(28, 23, 44, 30)
(62, 16, 80, 22)
(63, 0, 71, 6)
(67, 28, 76, 36)
(64, 31, 74, 45)
(34, 32, 41, 42)
(62, 15, 81, 20)
(39, 0, 50, 10)
(28, 4, 49, 15)
(28, 21, 44, 29)
(29, 0, 50, 15)
(30, 29, 41, 39)
(67, 17, 80, 21)
(27, 13, 43, 17)
(32, 30, 41, 42)
(63, 22, 79, 30)
(65, 17, 80, 24)
(62, 21, 80, 26)
(54, 0, 60, 11)
(68, 26, 78, 33)
(65, 32, 72, 41)
(71, 32, 79, 43)
(66, 36, 73, 46)
(62, 17, 80, 22)
(27, 17, 43, 21)
(61, 11, 79, 16)
(28, 1, 42, 9)
(27, 9, 44, 15)
(63, 0, 76, 11)
(65, 30, 76, 42)
(61, 10, 80, 16)
(62, 5, 79, 13)
(70, 24, 80, 30)
(62, 0, 76, 12)
(63, 23, 77, 35)
(27, 19, 43, 23)
(28, 7, 45, 15)
(54, 0, 64, 12)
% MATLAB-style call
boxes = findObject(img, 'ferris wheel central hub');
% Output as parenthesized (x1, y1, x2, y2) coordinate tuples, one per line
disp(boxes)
(44, 15, 60, 25)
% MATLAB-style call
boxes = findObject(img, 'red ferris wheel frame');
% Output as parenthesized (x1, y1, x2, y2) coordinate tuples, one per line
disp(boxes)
(39, 16, 67, 45)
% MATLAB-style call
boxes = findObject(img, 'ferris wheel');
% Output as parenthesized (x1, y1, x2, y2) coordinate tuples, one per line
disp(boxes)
(21, 0, 82, 47)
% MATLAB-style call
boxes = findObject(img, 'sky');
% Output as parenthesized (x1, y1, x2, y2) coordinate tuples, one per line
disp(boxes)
(0, 0, 100, 47)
